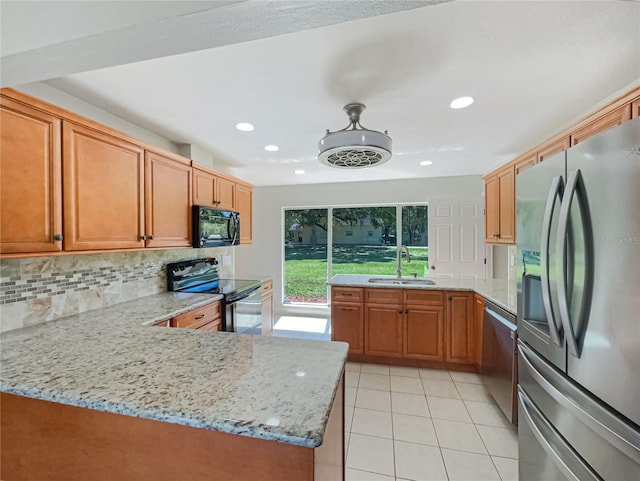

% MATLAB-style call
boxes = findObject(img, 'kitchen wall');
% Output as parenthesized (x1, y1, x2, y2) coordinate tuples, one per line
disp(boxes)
(0, 246, 234, 332)
(234, 175, 485, 317)
(14, 83, 233, 173)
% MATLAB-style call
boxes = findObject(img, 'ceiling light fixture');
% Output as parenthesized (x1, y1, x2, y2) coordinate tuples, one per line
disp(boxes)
(318, 103, 392, 169)
(264, 145, 279, 152)
(294, 169, 305, 175)
(449, 97, 475, 109)
(420, 160, 433, 166)
(235, 122, 254, 131)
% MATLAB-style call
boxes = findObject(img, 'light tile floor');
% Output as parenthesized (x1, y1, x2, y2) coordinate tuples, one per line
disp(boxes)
(344, 362, 518, 481)
(271, 316, 519, 481)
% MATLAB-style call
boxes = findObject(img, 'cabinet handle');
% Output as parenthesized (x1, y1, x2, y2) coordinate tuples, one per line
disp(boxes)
(140, 235, 146, 241)
(53, 234, 63, 241)
(340, 307, 354, 311)
(341, 293, 353, 296)
(149, 235, 154, 240)
(194, 314, 205, 320)
(398, 310, 403, 314)
(448, 296, 452, 301)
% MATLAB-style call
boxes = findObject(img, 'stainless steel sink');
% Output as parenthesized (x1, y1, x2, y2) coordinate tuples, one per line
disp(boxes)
(367, 277, 436, 286)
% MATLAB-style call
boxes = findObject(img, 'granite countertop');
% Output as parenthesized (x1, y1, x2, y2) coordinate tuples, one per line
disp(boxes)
(0, 292, 348, 448)
(329, 274, 517, 314)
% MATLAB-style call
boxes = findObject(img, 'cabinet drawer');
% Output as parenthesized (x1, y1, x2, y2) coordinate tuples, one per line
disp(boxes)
(170, 302, 221, 329)
(403, 289, 444, 306)
(261, 280, 273, 295)
(197, 319, 222, 332)
(332, 287, 363, 303)
(365, 288, 403, 305)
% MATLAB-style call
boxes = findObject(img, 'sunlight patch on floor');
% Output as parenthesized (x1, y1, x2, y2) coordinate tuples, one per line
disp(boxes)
(273, 316, 329, 334)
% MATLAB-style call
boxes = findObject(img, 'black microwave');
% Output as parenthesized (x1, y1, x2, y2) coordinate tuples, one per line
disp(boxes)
(193, 206, 240, 247)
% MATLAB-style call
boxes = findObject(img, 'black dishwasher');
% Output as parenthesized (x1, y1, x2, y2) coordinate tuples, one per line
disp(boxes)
(482, 300, 518, 424)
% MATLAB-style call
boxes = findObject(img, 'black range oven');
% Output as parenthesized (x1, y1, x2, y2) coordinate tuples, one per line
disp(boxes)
(167, 258, 262, 335)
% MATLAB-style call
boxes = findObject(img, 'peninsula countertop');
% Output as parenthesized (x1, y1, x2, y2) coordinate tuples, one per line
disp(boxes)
(329, 274, 517, 314)
(0, 292, 348, 448)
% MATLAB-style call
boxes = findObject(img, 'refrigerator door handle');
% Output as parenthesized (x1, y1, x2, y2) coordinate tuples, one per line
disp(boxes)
(556, 169, 595, 357)
(518, 387, 602, 481)
(519, 341, 640, 463)
(540, 175, 564, 345)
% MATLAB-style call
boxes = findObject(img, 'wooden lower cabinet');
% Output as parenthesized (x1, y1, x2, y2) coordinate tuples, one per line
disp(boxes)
(474, 293, 485, 370)
(0, 96, 63, 254)
(170, 301, 222, 330)
(1, 376, 344, 481)
(331, 301, 364, 355)
(445, 291, 475, 365)
(332, 286, 477, 369)
(364, 304, 403, 358)
(403, 306, 444, 361)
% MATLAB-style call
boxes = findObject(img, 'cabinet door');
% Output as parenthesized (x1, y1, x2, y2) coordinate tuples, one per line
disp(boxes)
(235, 183, 253, 244)
(144, 151, 192, 247)
(446, 291, 474, 364)
(215, 175, 235, 211)
(365, 304, 403, 358)
(484, 175, 500, 242)
(497, 166, 515, 244)
(331, 303, 364, 355)
(474, 294, 485, 370)
(537, 136, 570, 164)
(193, 167, 216, 207)
(403, 306, 444, 361)
(570, 104, 632, 145)
(63, 121, 144, 250)
(0, 97, 62, 254)
(632, 99, 640, 119)
(515, 155, 536, 175)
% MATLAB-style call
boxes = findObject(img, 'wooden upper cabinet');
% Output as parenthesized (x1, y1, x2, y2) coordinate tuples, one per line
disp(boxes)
(445, 291, 474, 365)
(514, 155, 536, 175)
(632, 99, 640, 119)
(235, 182, 253, 244)
(0, 96, 63, 254)
(484, 165, 515, 244)
(498, 166, 515, 243)
(216, 176, 235, 211)
(192, 164, 235, 211)
(63, 121, 145, 251)
(570, 104, 632, 146)
(144, 150, 192, 248)
(193, 166, 216, 207)
(537, 136, 570, 164)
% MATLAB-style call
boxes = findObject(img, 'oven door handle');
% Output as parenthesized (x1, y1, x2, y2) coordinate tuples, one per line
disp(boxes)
(225, 285, 261, 304)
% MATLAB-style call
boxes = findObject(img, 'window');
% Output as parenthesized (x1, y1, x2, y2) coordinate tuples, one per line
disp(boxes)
(283, 205, 428, 305)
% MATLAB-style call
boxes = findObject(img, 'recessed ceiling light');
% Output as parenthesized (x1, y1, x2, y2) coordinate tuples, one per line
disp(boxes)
(449, 96, 475, 109)
(264, 145, 279, 152)
(235, 122, 254, 131)
(294, 169, 305, 175)
(420, 160, 433, 166)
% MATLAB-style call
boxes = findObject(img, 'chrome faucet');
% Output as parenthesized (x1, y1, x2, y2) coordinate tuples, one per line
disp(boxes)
(396, 245, 411, 278)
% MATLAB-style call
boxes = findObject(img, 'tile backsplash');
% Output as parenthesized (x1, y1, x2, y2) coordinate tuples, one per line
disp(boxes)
(0, 247, 234, 332)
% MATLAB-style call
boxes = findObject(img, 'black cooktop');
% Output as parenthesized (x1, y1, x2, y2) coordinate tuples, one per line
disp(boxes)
(166, 258, 260, 300)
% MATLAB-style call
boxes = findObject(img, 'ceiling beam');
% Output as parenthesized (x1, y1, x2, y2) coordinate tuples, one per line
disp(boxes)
(1, 0, 449, 87)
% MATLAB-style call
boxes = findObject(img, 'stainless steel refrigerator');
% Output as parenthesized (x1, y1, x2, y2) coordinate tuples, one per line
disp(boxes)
(516, 117, 640, 481)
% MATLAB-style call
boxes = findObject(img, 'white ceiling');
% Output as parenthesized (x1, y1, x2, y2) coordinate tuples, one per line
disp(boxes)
(6, 1, 640, 187)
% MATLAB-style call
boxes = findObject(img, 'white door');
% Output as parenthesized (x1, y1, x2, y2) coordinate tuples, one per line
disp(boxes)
(428, 197, 486, 279)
